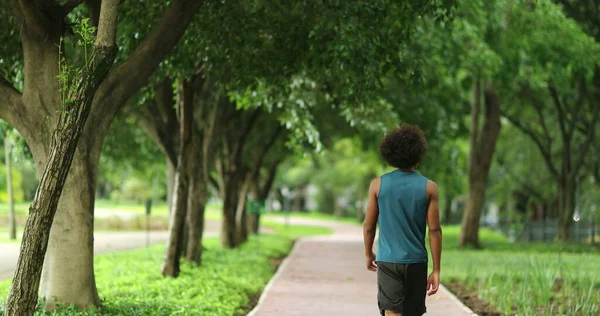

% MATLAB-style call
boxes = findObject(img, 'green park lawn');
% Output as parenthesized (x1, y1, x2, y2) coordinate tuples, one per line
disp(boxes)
(264, 210, 362, 226)
(0, 223, 332, 315)
(433, 226, 599, 315)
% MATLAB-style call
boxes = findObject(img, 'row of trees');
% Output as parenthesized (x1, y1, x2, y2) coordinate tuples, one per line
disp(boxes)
(0, 0, 453, 314)
(274, 0, 600, 248)
(1, 0, 598, 313)
(402, 0, 600, 247)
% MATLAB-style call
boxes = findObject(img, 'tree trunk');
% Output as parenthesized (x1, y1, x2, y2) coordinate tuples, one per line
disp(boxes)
(460, 82, 502, 248)
(5, 53, 117, 316)
(557, 179, 576, 240)
(161, 79, 194, 278)
(460, 179, 486, 247)
(334, 194, 342, 218)
(1, 0, 203, 311)
(5, 135, 16, 240)
(39, 149, 102, 310)
(167, 159, 176, 214)
(185, 150, 206, 265)
(235, 175, 251, 244)
(221, 182, 240, 248)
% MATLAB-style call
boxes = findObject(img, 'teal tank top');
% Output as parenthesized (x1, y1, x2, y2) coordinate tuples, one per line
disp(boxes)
(377, 170, 429, 263)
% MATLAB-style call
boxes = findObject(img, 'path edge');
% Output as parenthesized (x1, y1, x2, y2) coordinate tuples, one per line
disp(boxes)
(438, 283, 478, 315)
(246, 238, 303, 316)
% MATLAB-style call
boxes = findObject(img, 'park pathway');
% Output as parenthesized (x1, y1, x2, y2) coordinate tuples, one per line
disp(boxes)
(248, 217, 476, 316)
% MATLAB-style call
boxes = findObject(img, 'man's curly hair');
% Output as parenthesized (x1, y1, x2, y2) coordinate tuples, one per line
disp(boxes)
(379, 124, 428, 169)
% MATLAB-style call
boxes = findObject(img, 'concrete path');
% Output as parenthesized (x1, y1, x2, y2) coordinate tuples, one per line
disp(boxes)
(249, 217, 476, 316)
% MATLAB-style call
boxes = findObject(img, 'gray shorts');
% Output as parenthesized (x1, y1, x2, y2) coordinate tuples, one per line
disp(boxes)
(377, 261, 427, 316)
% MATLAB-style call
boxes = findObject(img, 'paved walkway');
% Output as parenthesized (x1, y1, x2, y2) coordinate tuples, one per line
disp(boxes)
(249, 217, 475, 316)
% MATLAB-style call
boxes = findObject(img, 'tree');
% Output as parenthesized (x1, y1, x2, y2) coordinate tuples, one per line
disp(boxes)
(0, 0, 203, 310)
(500, 0, 600, 240)
(460, 82, 502, 247)
(3, 0, 122, 313)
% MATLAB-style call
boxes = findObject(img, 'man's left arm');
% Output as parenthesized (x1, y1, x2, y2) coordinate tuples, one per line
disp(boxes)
(363, 178, 380, 272)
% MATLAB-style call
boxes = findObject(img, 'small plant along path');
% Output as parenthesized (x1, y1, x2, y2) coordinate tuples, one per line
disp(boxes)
(249, 217, 476, 316)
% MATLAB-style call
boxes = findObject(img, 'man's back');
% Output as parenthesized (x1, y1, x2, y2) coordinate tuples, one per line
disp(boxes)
(362, 124, 442, 316)
(377, 170, 429, 264)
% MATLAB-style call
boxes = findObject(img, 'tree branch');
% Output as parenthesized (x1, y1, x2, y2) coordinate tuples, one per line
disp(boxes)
(231, 108, 263, 165)
(0, 77, 23, 128)
(62, 0, 84, 18)
(548, 83, 570, 144)
(566, 78, 587, 138)
(136, 101, 178, 165)
(502, 110, 559, 178)
(89, 0, 204, 143)
(13, 0, 54, 37)
(531, 101, 552, 152)
(208, 173, 220, 192)
(469, 80, 481, 166)
(250, 124, 284, 180)
(95, 0, 120, 48)
(496, 158, 546, 202)
(85, 0, 101, 27)
(573, 103, 600, 175)
(259, 159, 282, 200)
(155, 78, 177, 131)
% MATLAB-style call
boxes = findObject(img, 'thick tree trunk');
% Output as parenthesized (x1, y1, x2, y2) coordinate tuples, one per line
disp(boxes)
(460, 82, 502, 248)
(185, 151, 206, 265)
(557, 179, 576, 240)
(221, 183, 239, 248)
(5, 135, 16, 240)
(460, 179, 486, 247)
(5, 54, 116, 316)
(4, 4, 119, 311)
(1, 0, 203, 311)
(40, 151, 101, 310)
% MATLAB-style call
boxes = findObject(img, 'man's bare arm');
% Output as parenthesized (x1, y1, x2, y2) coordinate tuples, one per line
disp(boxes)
(426, 180, 442, 295)
(363, 178, 380, 271)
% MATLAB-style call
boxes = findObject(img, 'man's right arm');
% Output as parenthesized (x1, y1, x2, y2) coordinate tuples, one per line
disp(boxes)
(426, 180, 442, 296)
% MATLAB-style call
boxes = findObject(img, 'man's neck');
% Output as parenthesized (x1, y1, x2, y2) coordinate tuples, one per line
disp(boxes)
(398, 167, 415, 172)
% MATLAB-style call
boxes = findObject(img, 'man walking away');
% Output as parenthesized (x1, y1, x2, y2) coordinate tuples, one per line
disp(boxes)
(363, 124, 443, 316)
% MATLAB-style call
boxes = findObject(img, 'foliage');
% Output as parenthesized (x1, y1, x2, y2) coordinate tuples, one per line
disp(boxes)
(99, 114, 166, 201)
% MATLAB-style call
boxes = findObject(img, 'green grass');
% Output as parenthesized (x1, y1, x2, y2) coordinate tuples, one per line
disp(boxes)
(0, 223, 332, 315)
(434, 226, 600, 315)
(264, 211, 362, 226)
(262, 220, 333, 238)
(94, 199, 222, 215)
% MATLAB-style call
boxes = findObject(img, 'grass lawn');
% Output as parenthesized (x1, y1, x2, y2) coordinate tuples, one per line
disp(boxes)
(264, 210, 362, 226)
(94, 199, 222, 215)
(433, 226, 600, 315)
(0, 223, 332, 315)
